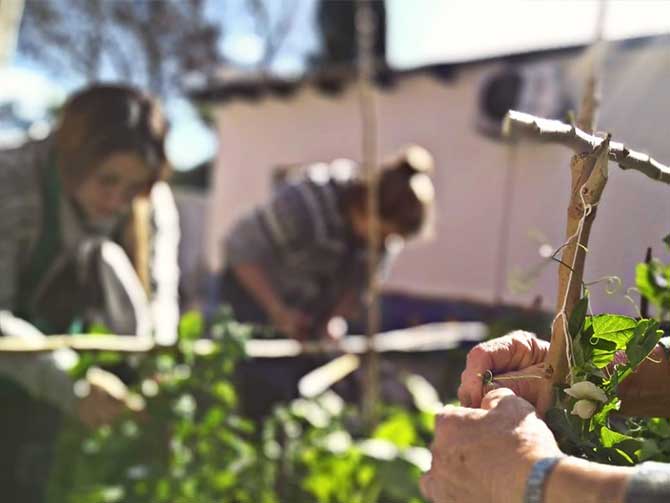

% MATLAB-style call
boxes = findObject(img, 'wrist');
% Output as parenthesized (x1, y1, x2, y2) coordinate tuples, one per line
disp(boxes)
(265, 298, 286, 320)
(544, 457, 630, 503)
(523, 456, 563, 503)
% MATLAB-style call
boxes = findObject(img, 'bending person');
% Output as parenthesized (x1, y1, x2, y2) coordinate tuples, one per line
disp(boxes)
(220, 146, 435, 339)
(0, 84, 180, 502)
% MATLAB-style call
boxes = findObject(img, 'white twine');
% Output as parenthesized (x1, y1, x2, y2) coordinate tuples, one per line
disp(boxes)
(551, 180, 595, 385)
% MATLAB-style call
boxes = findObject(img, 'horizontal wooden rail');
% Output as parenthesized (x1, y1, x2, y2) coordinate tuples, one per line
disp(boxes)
(0, 322, 488, 357)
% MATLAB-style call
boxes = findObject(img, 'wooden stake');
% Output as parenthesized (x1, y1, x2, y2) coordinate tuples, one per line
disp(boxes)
(544, 138, 610, 390)
(355, 0, 381, 429)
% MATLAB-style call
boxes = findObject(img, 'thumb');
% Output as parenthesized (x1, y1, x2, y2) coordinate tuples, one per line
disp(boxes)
(481, 387, 517, 410)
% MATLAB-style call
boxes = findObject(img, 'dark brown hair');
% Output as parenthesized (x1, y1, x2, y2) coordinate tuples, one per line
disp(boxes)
(54, 84, 169, 193)
(344, 145, 435, 237)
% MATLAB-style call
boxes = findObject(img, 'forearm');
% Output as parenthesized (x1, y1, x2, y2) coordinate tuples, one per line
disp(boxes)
(545, 457, 670, 503)
(232, 263, 283, 316)
(331, 289, 362, 318)
(618, 344, 670, 416)
(545, 457, 630, 503)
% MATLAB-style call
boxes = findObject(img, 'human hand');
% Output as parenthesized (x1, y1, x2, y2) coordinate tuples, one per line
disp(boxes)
(76, 367, 142, 428)
(457, 330, 549, 407)
(420, 388, 562, 503)
(270, 305, 313, 339)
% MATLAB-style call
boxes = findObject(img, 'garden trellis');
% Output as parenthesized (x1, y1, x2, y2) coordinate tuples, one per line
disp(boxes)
(493, 0, 670, 414)
(502, 83, 670, 415)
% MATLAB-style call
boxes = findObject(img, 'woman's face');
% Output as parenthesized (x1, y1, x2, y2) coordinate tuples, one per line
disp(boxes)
(72, 152, 152, 224)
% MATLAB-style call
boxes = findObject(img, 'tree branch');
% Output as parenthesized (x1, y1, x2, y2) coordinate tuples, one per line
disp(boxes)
(503, 110, 670, 185)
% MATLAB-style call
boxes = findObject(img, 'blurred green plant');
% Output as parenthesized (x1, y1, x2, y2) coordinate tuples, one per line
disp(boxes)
(46, 311, 433, 503)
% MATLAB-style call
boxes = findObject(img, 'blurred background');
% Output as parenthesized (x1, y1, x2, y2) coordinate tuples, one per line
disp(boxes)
(2, 1, 670, 501)
(2, 0, 670, 325)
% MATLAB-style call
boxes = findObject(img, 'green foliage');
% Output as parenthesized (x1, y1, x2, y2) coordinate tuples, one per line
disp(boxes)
(636, 259, 670, 318)
(47, 311, 431, 503)
(547, 300, 668, 466)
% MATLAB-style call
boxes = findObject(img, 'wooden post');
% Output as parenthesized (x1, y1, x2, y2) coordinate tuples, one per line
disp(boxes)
(356, 0, 381, 428)
(501, 0, 670, 411)
(503, 114, 670, 414)
(541, 137, 610, 409)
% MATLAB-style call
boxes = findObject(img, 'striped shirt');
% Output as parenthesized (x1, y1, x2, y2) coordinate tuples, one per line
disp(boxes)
(224, 168, 373, 315)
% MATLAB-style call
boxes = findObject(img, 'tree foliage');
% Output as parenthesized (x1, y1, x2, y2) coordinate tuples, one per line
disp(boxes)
(18, 0, 222, 96)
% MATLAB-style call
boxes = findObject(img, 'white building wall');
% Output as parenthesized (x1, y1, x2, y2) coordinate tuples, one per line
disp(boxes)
(205, 51, 670, 317)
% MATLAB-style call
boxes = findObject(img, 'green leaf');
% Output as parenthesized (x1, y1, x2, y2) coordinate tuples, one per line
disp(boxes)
(636, 261, 670, 310)
(213, 381, 238, 408)
(569, 297, 589, 339)
(88, 322, 113, 335)
(600, 426, 636, 448)
(663, 233, 670, 251)
(637, 439, 662, 462)
(590, 339, 619, 368)
(589, 315, 637, 347)
(572, 334, 585, 368)
(179, 311, 204, 341)
(590, 398, 621, 429)
(372, 412, 417, 448)
(595, 446, 635, 466)
(626, 320, 662, 369)
(372, 457, 423, 502)
(648, 418, 670, 439)
(545, 407, 582, 449)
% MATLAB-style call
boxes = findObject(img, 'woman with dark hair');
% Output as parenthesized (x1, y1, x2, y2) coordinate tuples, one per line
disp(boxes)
(220, 145, 435, 339)
(0, 84, 180, 501)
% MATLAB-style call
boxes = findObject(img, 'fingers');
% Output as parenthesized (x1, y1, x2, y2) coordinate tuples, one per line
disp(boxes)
(434, 404, 484, 444)
(419, 473, 434, 501)
(78, 386, 128, 428)
(458, 346, 494, 407)
(481, 387, 517, 410)
(457, 332, 548, 408)
(481, 388, 536, 422)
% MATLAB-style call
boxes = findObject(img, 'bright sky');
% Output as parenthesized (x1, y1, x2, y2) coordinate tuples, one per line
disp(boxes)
(387, 0, 670, 68)
(4, 0, 670, 167)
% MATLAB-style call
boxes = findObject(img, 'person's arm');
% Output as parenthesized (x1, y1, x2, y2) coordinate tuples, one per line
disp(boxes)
(545, 457, 670, 503)
(422, 387, 670, 503)
(618, 342, 670, 417)
(331, 288, 363, 319)
(544, 457, 630, 503)
(224, 184, 314, 337)
(232, 262, 311, 337)
(0, 147, 128, 427)
(148, 182, 181, 345)
(424, 388, 648, 503)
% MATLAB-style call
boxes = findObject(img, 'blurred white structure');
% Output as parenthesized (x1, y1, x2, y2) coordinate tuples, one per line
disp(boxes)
(0, 0, 24, 66)
(192, 38, 670, 316)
